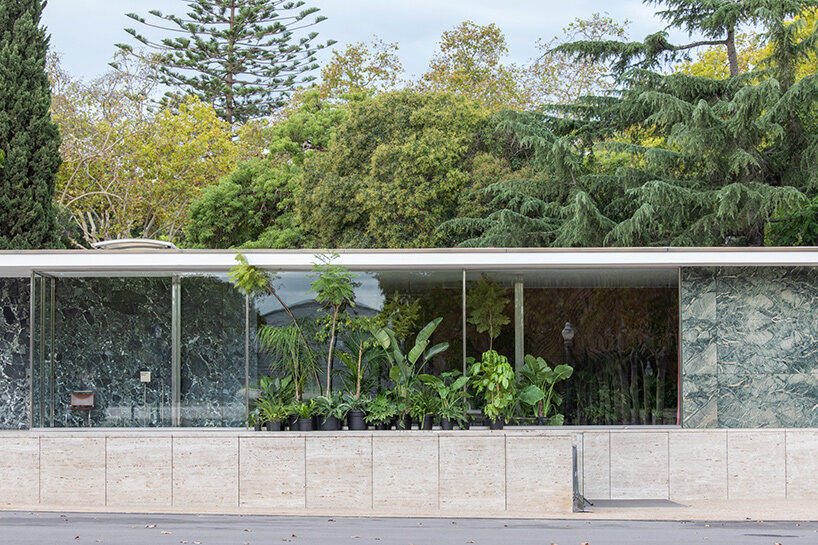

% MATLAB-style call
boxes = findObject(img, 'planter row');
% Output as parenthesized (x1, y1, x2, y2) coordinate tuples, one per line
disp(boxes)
(252, 411, 521, 431)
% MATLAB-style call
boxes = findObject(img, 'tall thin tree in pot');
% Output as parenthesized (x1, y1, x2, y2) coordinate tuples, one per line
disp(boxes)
(310, 254, 357, 398)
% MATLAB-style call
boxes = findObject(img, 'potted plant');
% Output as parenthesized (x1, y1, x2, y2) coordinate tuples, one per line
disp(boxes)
(247, 407, 263, 431)
(518, 354, 574, 425)
(372, 317, 449, 431)
(364, 393, 398, 430)
(313, 393, 349, 431)
(257, 398, 288, 431)
(294, 399, 317, 431)
(338, 326, 383, 430)
(409, 386, 440, 430)
(420, 370, 470, 430)
(469, 350, 516, 430)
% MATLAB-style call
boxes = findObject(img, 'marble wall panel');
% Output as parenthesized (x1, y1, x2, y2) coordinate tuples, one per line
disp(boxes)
(682, 266, 818, 428)
(0, 437, 39, 505)
(581, 431, 610, 499)
(610, 432, 668, 499)
(668, 431, 727, 500)
(239, 436, 306, 508)
(372, 435, 437, 512)
(40, 437, 106, 506)
(727, 430, 786, 499)
(506, 436, 573, 514)
(305, 435, 372, 510)
(0, 278, 30, 429)
(173, 437, 239, 507)
(785, 431, 818, 498)
(106, 436, 172, 506)
(439, 435, 505, 512)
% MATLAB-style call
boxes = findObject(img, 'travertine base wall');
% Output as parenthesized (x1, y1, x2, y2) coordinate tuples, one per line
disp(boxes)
(0, 430, 573, 516)
(579, 429, 818, 501)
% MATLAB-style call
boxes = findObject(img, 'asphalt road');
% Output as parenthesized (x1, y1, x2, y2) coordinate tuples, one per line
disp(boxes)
(1, 511, 816, 545)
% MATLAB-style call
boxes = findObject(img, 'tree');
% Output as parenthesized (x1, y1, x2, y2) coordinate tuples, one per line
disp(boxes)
(297, 90, 501, 248)
(524, 13, 630, 106)
(466, 275, 511, 352)
(117, 0, 335, 123)
(446, 0, 818, 248)
(419, 21, 527, 110)
(0, 0, 61, 249)
(320, 36, 403, 98)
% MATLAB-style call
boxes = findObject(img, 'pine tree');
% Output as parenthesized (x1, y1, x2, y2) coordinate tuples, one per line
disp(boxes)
(117, 0, 335, 124)
(445, 0, 818, 247)
(0, 0, 61, 249)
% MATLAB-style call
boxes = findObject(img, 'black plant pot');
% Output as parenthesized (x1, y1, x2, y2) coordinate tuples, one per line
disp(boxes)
(288, 414, 298, 430)
(489, 417, 505, 430)
(312, 414, 321, 430)
(440, 417, 453, 430)
(348, 409, 367, 430)
(421, 414, 434, 430)
(396, 414, 412, 430)
(460, 417, 470, 430)
(298, 417, 314, 431)
(320, 415, 341, 431)
(265, 421, 282, 431)
(253, 422, 262, 431)
(535, 416, 546, 426)
(375, 422, 391, 430)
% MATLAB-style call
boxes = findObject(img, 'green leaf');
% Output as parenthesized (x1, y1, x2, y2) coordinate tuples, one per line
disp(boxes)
(518, 384, 545, 405)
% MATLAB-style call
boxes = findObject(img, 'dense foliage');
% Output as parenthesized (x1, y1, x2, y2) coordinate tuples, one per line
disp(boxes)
(0, 0, 61, 249)
(117, 0, 334, 123)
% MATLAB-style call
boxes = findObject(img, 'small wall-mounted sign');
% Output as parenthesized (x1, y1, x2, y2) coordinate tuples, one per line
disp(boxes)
(140, 371, 151, 383)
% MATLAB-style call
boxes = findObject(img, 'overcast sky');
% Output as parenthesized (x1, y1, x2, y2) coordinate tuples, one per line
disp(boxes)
(42, 0, 687, 82)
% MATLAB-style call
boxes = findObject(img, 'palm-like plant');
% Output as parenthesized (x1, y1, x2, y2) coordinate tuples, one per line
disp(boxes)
(257, 322, 319, 401)
(372, 317, 449, 419)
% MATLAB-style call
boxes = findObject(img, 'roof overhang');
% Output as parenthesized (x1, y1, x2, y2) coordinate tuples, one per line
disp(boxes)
(2, 247, 818, 277)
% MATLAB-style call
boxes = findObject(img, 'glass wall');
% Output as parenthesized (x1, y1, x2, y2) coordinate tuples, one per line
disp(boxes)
(31, 264, 679, 427)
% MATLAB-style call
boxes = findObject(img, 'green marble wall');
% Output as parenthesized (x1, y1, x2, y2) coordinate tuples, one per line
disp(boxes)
(682, 266, 818, 428)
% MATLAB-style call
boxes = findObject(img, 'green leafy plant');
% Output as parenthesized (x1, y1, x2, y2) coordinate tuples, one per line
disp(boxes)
(337, 322, 384, 402)
(257, 323, 319, 401)
(374, 292, 421, 342)
(466, 275, 510, 351)
(518, 355, 573, 425)
(313, 392, 350, 423)
(256, 397, 289, 423)
(419, 370, 470, 425)
(364, 392, 399, 426)
(293, 399, 317, 419)
(372, 317, 450, 418)
(310, 253, 357, 397)
(469, 350, 516, 420)
(408, 386, 440, 421)
(247, 407, 263, 427)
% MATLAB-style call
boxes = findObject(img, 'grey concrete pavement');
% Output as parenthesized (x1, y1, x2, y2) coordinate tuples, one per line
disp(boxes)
(1, 512, 817, 545)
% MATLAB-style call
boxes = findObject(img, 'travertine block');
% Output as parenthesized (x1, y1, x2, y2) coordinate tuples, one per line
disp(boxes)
(439, 435, 505, 512)
(372, 435, 438, 511)
(240, 436, 305, 508)
(0, 437, 39, 505)
(106, 436, 172, 506)
(727, 430, 785, 499)
(173, 437, 238, 507)
(785, 431, 818, 499)
(506, 436, 573, 513)
(40, 437, 105, 506)
(581, 432, 610, 499)
(610, 432, 668, 499)
(669, 431, 727, 500)
(305, 436, 371, 510)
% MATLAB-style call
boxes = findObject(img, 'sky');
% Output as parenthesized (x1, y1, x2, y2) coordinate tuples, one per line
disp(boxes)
(41, 0, 688, 82)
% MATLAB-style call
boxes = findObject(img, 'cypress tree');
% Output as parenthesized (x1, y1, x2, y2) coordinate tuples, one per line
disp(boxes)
(117, 0, 335, 124)
(0, 0, 61, 249)
(445, 0, 818, 247)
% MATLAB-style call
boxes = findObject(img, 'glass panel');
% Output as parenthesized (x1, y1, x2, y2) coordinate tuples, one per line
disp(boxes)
(520, 268, 679, 425)
(249, 269, 463, 397)
(180, 274, 247, 426)
(36, 276, 173, 427)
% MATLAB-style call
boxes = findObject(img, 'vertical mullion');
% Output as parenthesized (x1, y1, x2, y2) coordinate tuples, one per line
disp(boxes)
(514, 275, 524, 372)
(49, 277, 55, 427)
(244, 293, 250, 427)
(171, 276, 181, 427)
(461, 269, 467, 376)
(28, 272, 35, 429)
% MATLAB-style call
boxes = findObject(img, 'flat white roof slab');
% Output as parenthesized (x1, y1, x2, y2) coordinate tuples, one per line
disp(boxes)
(2, 247, 818, 276)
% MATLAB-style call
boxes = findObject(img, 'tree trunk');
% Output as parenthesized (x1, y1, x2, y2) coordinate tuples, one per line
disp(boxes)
(326, 306, 340, 397)
(726, 27, 739, 78)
